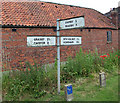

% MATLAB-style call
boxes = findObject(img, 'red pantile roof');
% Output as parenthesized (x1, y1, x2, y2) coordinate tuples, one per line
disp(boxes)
(1, 1, 116, 28)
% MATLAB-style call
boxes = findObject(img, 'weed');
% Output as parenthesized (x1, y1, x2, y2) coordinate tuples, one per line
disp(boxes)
(2, 48, 119, 101)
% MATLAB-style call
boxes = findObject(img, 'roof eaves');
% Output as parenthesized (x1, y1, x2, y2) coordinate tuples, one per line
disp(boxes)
(1, 24, 117, 30)
(82, 27, 117, 30)
(59, 27, 117, 30)
(1, 24, 56, 28)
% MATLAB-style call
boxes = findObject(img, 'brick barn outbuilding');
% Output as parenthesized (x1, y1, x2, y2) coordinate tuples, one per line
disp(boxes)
(104, 7, 120, 49)
(1, 1, 118, 71)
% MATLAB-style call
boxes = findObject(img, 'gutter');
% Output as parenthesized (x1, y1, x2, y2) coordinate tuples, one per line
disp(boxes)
(0, 25, 117, 30)
(1, 25, 56, 28)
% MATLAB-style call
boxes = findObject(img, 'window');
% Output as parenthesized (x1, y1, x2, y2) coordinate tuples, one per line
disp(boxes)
(107, 31, 112, 43)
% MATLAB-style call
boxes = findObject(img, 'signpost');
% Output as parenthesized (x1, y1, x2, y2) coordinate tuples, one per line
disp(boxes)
(61, 36, 82, 45)
(56, 16, 85, 94)
(27, 36, 56, 47)
(27, 16, 85, 95)
(60, 16, 85, 30)
(27, 16, 85, 97)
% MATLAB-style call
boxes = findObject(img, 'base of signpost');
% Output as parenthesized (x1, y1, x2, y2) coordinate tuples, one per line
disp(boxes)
(99, 72, 106, 87)
(64, 84, 73, 101)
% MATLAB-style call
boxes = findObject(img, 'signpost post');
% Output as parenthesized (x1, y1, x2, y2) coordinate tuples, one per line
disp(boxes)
(57, 19, 60, 94)
(56, 16, 85, 94)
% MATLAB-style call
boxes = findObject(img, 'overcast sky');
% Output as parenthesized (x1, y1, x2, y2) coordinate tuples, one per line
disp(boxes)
(40, 0, 119, 14)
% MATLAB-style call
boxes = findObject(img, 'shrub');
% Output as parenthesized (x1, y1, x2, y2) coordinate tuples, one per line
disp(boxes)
(3, 62, 57, 100)
(2, 48, 119, 100)
(61, 48, 119, 79)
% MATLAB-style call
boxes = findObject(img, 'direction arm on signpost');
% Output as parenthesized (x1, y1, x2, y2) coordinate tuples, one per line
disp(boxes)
(59, 16, 85, 30)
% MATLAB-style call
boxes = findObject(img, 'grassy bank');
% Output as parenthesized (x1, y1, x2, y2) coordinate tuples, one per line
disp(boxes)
(22, 68, 119, 101)
(2, 49, 119, 101)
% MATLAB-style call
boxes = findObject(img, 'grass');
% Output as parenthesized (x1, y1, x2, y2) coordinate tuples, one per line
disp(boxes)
(20, 68, 119, 101)
(2, 48, 119, 101)
(73, 74, 118, 101)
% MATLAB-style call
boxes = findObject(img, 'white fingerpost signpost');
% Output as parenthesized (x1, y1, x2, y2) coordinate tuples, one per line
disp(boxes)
(27, 16, 85, 97)
(56, 16, 85, 95)
(57, 19, 60, 94)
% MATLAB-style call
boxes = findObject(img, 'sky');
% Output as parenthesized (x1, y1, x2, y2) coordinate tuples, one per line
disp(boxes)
(40, 0, 119, 14)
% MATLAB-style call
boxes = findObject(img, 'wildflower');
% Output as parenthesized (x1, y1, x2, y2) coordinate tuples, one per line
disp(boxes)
(107, 53, 110, 56)
(102, 55, 107, 58)
(28, 68, 30, 71)
(116, 55, 120, 59)
(102, 57, 105, 60)
(100, 55, 107, 59)
(100, 55, 103, 58)
(31, 63, 34, 66)
(23, 69, 26, 71)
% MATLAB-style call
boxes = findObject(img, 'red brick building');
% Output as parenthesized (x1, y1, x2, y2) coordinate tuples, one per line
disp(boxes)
(105, 7, 120, 50)
(104, 7, 119, 28)
(1, 2, 118, 70)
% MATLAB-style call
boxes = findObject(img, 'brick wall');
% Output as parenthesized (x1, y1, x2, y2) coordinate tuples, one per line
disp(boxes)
(2, 27, 118, 71)
(118, 7, 120, 28)
(111, 10, 118, 27)
(119, 30, 120, 50)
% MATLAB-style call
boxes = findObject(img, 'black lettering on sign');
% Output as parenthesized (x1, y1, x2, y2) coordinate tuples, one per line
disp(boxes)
(34, 38, 44, 41)
(65, 20, 73, 24)
(40, 38, 44, 40)
(76, 41, 79, 43)
(63, 38, 67, 40)
(68, 38, 72, 40)
(34, 42, 45, 44)
(65, 24, 74, 27)
(34, 38, 37, 41)
(47, 38, 50, 41)
(63, 41, 74, 43)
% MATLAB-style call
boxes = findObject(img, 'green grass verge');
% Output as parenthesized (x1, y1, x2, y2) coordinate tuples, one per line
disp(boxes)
(2, 49, 119, 101)
(20, 70, 119, 101)
(73, 75, 118, 101)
